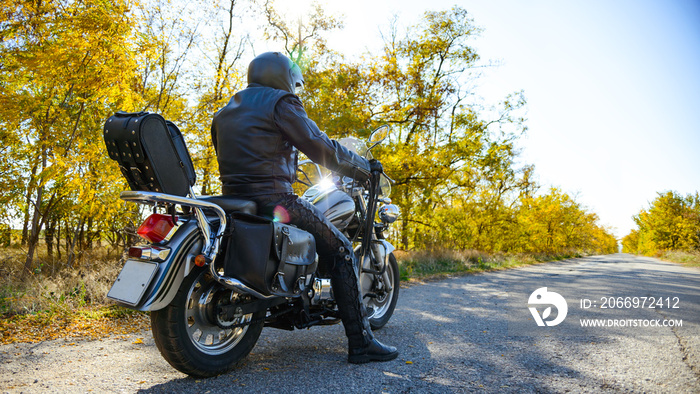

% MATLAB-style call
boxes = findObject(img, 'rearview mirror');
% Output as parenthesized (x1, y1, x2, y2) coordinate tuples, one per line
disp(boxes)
(368, 125, 389, 150)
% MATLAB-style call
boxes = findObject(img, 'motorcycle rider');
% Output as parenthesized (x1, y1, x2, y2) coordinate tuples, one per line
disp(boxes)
(211, 52, 398, 364)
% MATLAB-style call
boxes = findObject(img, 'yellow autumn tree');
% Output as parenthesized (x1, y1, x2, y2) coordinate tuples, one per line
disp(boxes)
(0, 1, 619, 277)
(516, 188, 617, 255)
(624, 191, 700, 255)
(0, 0, 141, 271)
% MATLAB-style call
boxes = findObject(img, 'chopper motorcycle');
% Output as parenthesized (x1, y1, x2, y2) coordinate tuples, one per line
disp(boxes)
(102, 111, 401, 377)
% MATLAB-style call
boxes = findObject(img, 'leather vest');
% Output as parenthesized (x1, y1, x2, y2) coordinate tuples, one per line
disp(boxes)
(212, 86, 296, 196)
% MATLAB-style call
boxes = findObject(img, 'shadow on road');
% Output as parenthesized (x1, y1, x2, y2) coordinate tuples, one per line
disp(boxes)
(5, 254, 698, 393)
(139, 254, 700, 393)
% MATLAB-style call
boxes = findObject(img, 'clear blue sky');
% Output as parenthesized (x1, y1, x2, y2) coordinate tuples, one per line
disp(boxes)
(303, 0, 700, 239)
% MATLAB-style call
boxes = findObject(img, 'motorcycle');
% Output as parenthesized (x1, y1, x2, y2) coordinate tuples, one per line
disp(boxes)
(103, 113, 401, 377)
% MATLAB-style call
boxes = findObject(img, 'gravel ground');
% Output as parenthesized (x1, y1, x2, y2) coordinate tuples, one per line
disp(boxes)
(1, 253, 699, 393)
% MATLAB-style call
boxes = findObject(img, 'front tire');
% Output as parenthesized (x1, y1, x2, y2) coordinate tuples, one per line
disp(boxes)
(151, 266, 265, 377)
(361, 252, 400, 330)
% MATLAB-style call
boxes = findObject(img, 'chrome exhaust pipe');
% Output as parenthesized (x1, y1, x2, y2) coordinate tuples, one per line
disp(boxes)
(208, 264, 276, 300)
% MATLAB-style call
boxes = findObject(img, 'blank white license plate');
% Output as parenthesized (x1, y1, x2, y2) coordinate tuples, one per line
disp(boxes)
(107, 260, 159, 306)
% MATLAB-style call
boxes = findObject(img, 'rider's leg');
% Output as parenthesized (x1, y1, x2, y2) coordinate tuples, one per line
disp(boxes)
(254, 193, 398, 363)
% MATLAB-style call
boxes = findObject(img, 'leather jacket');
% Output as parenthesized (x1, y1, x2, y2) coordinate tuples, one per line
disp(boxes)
(211, 84, 371, 196)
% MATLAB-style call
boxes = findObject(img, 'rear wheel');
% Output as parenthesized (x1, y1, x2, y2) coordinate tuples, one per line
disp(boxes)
(361, 252, 400, 330)
(151, 266, 265, 377)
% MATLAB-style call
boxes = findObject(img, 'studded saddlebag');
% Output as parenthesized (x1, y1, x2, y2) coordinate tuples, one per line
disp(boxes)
(222, 214, 317, 297)
(103, 111, 196, 197)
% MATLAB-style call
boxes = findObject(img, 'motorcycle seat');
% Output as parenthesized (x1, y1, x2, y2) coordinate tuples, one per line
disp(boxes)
(198, 195, 257, 215)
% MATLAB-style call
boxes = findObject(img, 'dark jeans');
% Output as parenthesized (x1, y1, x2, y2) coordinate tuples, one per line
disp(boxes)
(251, 193, 353, 262)
(235, 192, 371, 348)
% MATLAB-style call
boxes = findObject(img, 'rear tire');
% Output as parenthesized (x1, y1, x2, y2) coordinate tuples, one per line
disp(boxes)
(151, 266, 265, 377)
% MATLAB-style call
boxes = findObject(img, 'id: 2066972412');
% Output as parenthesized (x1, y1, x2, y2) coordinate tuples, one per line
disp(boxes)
(580, 296, 680, 309)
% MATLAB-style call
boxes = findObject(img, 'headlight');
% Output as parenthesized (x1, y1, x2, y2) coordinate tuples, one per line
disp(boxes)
(379, 204, 400, 224)
(378, 174, 392, 199)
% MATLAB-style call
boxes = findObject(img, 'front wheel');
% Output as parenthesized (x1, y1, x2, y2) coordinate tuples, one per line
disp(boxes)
(361, 252, 400, 330)
(151, 266, 265, 377)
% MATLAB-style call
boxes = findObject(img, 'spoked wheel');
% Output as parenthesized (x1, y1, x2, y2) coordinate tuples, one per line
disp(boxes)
(360, 252, 400, 330)
(151, 266, 265, 377)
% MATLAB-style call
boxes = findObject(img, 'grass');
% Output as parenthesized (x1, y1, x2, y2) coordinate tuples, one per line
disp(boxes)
(394, 248, 584, 283)
(0, 243, 123, 316)
(658, 250, 700, 269)
(6, 241, 695, 345)
(0, 243, 150, 344)
(0, 241, 586, 344)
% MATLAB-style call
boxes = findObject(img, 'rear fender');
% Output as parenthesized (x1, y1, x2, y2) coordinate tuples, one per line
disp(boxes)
(134, 220, 202, 311)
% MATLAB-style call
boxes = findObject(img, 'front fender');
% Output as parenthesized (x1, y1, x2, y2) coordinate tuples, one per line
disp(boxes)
(377, 240, 395, 256)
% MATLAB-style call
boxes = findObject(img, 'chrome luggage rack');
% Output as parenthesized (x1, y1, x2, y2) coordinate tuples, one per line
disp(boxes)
(120, 189, 274, 300)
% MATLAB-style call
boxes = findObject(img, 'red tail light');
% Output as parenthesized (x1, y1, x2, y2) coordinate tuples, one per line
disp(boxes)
(137, 214, 177, 243)
(128, 246, 143, 259)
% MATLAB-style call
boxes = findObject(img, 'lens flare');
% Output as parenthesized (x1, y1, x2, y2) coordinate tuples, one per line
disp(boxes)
(273, 205, 290, 223)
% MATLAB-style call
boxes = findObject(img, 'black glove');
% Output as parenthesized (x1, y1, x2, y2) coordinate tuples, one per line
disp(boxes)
(369, 159, 383, 174)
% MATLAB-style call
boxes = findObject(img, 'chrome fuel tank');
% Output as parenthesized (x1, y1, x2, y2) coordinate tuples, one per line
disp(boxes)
(302, 184, 355, 230)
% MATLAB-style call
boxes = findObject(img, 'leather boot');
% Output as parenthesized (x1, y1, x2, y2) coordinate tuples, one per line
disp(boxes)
(330, 251, 398, 364)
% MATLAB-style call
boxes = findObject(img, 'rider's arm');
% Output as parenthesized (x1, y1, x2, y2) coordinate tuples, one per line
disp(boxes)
(274, 95, 371, 182)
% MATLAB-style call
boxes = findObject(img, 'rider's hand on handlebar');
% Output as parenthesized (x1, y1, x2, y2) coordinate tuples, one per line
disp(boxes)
(369, 159, 383, 174)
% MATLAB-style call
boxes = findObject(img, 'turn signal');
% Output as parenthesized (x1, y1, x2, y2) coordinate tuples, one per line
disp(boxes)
(194, 254, 207, 267)
(137, 214, 177, 243)
(128, 246, 171, 262)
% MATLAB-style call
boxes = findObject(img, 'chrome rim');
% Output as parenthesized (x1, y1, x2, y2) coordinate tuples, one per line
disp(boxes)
(185, 271, 252, 355)
(361, 259, 396, 320)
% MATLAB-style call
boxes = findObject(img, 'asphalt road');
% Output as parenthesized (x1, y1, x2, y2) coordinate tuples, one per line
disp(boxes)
(2, 254, 699, 393)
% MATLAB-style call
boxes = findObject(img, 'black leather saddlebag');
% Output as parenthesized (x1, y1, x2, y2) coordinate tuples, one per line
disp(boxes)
(103, 111, 196, 197)
(223, 214, 317, 297)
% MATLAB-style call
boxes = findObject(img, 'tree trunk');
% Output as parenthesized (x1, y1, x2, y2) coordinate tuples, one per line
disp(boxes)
(21, 163, 40, 246)
(86, 216, 93, 248)
(400, 187, 411, 249)
(21, 206, 29, 246)
(56, 221, 62, 261)
(78, 220, 85, 251)
(65, 224, 72, 265)
(45, 215, 55, 259)
(67, 217, 85, 268)
(23, 184, 43, 274)
(200, 165, 210, 196)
